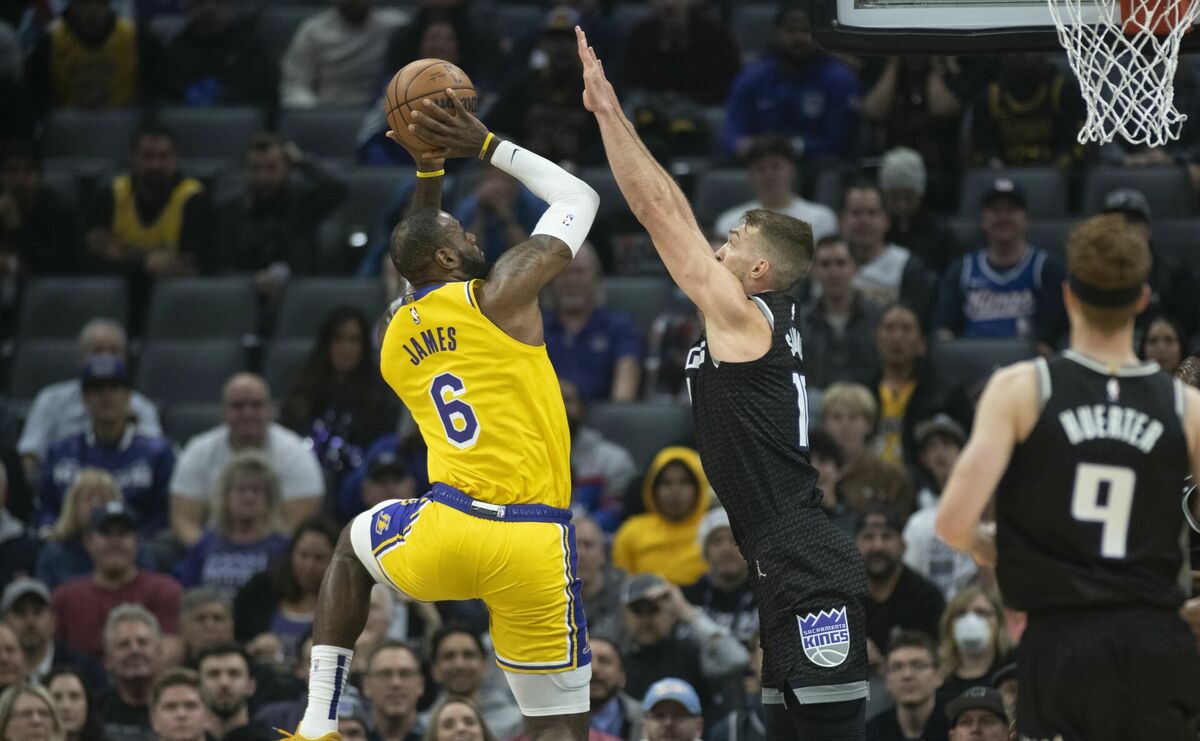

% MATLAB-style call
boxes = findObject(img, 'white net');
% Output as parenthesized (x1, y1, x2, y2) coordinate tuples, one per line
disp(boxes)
(1048, 0, 1200, 145)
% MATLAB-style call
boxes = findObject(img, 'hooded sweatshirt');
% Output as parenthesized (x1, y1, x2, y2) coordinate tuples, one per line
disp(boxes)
(611, 446, 710, 585)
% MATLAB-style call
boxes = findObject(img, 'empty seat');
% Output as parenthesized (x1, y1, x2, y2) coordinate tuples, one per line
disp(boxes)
(136, 340, 246, 404)
(604, 276, 674, 338)
(588, 401, 695, 472)
(1082, 166, 1196, 217)
(16, 277, 128, 341)
(279, 108, 368, 161)
(158, 107, 264, 160)
(959, 168, 1070, 219)
(40, 169, 80, 211)
(702, 106, 727, 157)
(262, 338, 316, 396)
(7, 340, 80, 401)
(931, 338, 1035, 393)
(495, 5, 542, 38)
(1024, 219, 1076, 259)
(161, 402, 223, 446)
(44, 109, 140, 162)
(340, 168, 410, 230)
(693, 169, 754, 230)
(731, 4, 778, 61)
(274, 278, 387, 338)
(144, 277, 258, 340)
(256, 6, 317, 62)
(1152, 217, 1200, 276)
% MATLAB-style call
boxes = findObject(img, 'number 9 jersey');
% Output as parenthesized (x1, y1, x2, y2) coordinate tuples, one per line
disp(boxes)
(378, 280, 572, 509)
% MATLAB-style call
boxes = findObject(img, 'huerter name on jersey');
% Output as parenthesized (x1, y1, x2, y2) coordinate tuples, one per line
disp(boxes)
(1058, 404, 1165, 453)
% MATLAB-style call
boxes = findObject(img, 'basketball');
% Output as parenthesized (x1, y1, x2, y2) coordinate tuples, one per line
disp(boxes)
(384, 58, 477, 154)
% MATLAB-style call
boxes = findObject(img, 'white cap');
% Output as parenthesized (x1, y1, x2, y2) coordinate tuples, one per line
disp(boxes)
(697, 507, 731, 549)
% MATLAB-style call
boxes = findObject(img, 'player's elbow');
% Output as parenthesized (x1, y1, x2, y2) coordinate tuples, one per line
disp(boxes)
(934, 506, 974, 552)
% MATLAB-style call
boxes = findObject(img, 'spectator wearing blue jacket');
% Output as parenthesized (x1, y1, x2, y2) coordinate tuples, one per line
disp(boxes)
(38, 356, 176, 536)
(723, 4, 861, 161)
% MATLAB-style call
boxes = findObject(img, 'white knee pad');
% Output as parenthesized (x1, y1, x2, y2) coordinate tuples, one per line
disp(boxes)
(504, 664, 592, 717)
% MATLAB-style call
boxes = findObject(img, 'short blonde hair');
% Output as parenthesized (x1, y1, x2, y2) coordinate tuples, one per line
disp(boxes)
(1066, 214, 1151, 331)
(821, 382, 878, 424)
(52, 468, 121, 541)
(0, 682, 65, 741)
(214, 450, 282, 536)
(937, 584, 1012, 676)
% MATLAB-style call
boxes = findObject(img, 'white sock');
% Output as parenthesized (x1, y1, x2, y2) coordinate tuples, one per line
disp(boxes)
(297, 645, 354, 737)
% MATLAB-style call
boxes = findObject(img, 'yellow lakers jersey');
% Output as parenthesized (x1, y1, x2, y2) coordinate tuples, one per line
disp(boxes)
(379, 281, 571, 508)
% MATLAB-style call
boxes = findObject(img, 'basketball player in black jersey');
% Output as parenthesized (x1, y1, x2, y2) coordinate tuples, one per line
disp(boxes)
(577, 28, 868, 740)
(936, 214, 1200, 741)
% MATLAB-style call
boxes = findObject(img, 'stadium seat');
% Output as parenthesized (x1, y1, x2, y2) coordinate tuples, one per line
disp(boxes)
(7, 340, 80, 401)
(144, 277, 258, 341)
(588, 401, 695, 472)
(731, 4, 778, 61)
(1082, 166, 1197, 217)
(44, 109, 140, 162)
(693, 169, 754, 230)
(959, 168, 1069, 219)
(613, 3, 651, 35)
(256, 6, 317, 63)
(702, 106, 726, 157)
(340, 168, 411, 231)
(262, 338, 316, 396)
(812, 166, 845, 211)
(931, 337, 1036, 393)
(158, 107, 264, 160)
(16, 277, 128, 341)
(604, 276, 674, 339)
(279, 108, 368, 162)
(1151, 217, 1200, 276)
(495, 5, 542, 38)
(1024, 219, 1076, 259)
(40, 169, 80, 211)
(136, 340, 246, 404)
(274, 278, 387, 339)
(161, 402, 223, 446)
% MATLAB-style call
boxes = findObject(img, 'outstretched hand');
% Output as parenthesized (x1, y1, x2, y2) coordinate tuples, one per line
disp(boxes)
(404, 88, 490, 160)
(576, 26, 620, 115)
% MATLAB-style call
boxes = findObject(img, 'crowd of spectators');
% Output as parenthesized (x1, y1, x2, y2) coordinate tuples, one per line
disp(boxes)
(0, 0, 1199, 739)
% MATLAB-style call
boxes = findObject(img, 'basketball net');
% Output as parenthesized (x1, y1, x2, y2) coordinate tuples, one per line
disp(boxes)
(1048, 0, 1200, 145)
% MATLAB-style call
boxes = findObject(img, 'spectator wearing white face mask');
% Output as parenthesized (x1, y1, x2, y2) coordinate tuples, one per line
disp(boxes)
(934, 586, 1012, 705)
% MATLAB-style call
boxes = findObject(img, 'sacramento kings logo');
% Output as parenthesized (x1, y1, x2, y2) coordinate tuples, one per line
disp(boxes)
(797, 607, 851, 668)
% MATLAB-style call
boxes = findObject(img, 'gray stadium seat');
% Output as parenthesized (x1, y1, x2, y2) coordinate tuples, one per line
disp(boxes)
(731, 4, 778, 61)
(340, 168, 410, 230)
(279, 108, 368, 162)
(44, 109, 140, 162)
(702, 106, 726, 157)
(136, 340, 246, 405)
(588, 401, 694, 471)
(161, 402, 223, 446)
(262, 338, 316, 397)
(604, 276, 674, 338)
(1082, 166, 1197, 217)
(1024, 219, 1076, 259)
(1151, 217, 1200, 276)
(159, 107, 264, 160)
(274, 278, 387, 338)
(40, 169, 80, 211)
(959, 168, 1069, 219)
(257, 7, 316, 62)
(144, 277, 258, 340)
(7, 340, 80, 401)
(16, 277, 128, 341)
(495, 5, 542, 38)
(931, 337, 1036, 392)
(693, 169, 754, 229)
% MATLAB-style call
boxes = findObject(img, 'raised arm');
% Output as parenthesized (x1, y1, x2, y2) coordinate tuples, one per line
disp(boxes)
(409, 92, 599, 344)
(575, 28, 758, 336)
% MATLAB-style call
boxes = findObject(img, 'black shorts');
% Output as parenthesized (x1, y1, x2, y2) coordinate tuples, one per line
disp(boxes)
(1018, 605, 1200, 741)
(752, 509, 869, 702)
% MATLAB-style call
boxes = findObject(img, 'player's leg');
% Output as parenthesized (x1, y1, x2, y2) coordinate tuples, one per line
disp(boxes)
(294, 522, 375, 738)
(781, 692, 866, 741)
(762, 689, 801, 741)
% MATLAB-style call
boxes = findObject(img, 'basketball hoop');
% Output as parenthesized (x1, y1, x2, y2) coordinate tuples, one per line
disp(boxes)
(1048, 0, 1200, 146)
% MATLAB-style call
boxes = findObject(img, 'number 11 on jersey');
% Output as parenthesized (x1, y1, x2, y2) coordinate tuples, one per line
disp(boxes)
(793, 372, 810, 448)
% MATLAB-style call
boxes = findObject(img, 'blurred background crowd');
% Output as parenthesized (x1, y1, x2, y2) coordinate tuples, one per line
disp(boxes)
(0, 0, 1198, 739)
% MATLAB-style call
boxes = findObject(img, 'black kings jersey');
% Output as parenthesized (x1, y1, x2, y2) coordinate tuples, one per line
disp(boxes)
(996, 350, 1191, 613)
(684, 292, 821, 557)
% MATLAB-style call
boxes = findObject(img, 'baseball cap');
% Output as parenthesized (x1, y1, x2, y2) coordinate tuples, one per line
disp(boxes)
(366, 451, 410, 482)
(991, 662, 1017, 688)
(697, 507, 731, 549)
(542, 5, 581, 34)
(89, 500, 137, 532)
(0, 578, 50, 614)
(854, 507, 905, 535)
(914, 414, 967, 450)
(642, 677, 702, 715)
(1101, 187, 1152, 221)
(336, 694, 370, 728)
(621, 573, 669, 607)
(81, 354, 130, 389)
(981, 178, 1027, 210)
(946, 686, 1008, 725)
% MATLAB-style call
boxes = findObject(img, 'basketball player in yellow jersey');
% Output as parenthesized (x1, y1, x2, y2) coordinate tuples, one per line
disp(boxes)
(283, 94, 599, 741)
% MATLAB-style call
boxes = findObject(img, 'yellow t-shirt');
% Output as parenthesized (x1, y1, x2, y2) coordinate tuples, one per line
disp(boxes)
(50, 17, 138, 108)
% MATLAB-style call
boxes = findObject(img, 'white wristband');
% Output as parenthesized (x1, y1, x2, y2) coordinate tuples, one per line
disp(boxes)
(491, 140, 599, 255)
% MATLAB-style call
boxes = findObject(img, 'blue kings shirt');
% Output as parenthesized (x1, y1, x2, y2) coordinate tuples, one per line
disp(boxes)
(956, 247, 1048, 338)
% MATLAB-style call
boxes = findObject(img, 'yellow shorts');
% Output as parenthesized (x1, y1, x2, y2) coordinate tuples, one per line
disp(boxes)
(350, 484, 589, 673)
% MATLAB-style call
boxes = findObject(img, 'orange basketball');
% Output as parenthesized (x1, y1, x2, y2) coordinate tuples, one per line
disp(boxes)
(384, 58, 477, 153)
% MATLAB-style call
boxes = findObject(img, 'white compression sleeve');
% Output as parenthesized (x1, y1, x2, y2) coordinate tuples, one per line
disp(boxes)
(490, 139, 599, 255)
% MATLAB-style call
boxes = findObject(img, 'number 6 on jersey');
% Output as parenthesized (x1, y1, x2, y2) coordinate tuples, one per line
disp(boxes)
(431, 372, 480, 448)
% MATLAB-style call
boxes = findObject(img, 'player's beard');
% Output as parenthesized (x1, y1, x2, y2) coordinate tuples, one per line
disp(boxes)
(460, 252, 489, 280)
